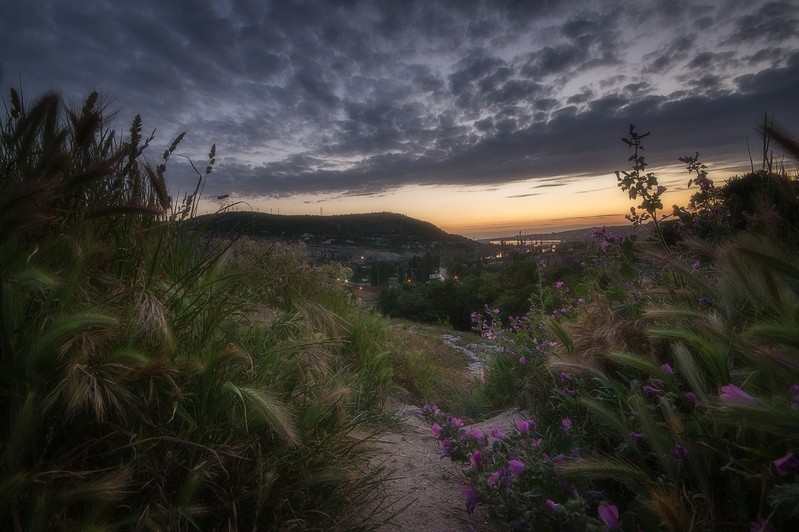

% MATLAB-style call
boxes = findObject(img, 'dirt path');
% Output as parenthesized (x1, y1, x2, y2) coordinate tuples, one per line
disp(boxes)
(367, 402, 524, 531)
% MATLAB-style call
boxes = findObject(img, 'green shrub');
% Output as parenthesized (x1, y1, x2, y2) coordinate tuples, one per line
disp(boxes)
(0, 89, 392, 530)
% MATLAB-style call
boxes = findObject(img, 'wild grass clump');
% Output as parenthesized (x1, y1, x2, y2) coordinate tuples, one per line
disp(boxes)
(0, 89, 395, 530)
(387, 321, 487, 418)
(423, 122, 799, 531)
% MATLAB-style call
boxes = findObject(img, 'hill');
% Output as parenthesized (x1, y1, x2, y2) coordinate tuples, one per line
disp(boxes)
(188, 211, 487, 260)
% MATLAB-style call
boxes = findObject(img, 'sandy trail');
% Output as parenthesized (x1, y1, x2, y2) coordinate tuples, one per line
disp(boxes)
(367, 403, 524, 531)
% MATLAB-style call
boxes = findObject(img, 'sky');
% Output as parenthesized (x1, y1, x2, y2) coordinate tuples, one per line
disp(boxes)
(1, 0, 798, 239)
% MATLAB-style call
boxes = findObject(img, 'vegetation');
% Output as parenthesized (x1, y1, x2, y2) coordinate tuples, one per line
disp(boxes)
(189, 210, 477, 251)
(0, 89, 399, 530)
(7, 85, 798, 531)
(379, 253, 543, 330)
(422, 122, 799, 531)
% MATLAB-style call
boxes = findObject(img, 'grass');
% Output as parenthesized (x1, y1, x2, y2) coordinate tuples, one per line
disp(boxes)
(387, 320, 489, 420)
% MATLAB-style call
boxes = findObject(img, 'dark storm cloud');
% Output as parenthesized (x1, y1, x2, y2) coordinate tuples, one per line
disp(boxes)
(1, 0, 798, 201)
(728, 2, 799, 44)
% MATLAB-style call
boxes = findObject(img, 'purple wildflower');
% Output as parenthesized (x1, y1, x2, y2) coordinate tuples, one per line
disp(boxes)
(750, 516, 777, 532)
(515, 419, 536, 434)
(544, 499, 558, 512)
(463, 427, 483, 441)
(449, 417, 464, 428)
(772, 452, 799, 476)
(673, 443, 688, 459)
(470, 450, 484, 470)
(490, 427, 505, 440)
(441, 439, 453, 458)
(551, 454, 565, 463)
(642, 384, 662, 395)
(660, 363, 673, 375)
(508, 459, 525, 476)
(719, 384, 757, 406)
(628, 431, 644, 441)
(431, 423, 441, 439)
(462, 484, 479, 515)
(487, 469, 503, 486)
(685, 392, 700, 405)
(519, 356, 527, 365)
(598, 504, 620, 530)
(555, 281, 565, 291)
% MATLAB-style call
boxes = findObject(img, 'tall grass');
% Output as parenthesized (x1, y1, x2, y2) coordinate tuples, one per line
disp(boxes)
(0, 89, 395, 530)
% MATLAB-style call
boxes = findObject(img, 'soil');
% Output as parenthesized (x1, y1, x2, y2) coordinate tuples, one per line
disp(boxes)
(366, 401, 525, 532)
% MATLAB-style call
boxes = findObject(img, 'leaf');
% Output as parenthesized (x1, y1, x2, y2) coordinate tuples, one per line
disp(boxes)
(768, 483, 799, 519)
(574, 283, 589, 298)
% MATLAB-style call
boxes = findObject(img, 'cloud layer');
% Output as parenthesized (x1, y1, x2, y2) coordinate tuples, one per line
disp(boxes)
(2, 0, 798, 200)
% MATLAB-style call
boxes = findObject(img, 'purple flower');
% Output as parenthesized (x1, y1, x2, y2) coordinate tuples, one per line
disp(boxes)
(515, 419, 536, 434)
(598, 503, 620, 530)
(544, 499, 558, 512)
(685, 392, 700, 405)
(490, 427, 505, 440)
(519, 356, 527, 365)
(463, 427, 483, 441)
(449, 416, 464, 428)
(628, 431, 644, 441)
(508, 459, 525, 476)
(772, 452, 799, 476)
(562, 418, 572, 429)
(441, 439, 453, 458)
(551, 453, 565, 463)
(642, 384, 662, 395)
(719, 384, 757, 406)
(555, 281, 565, 291)
(660, 363, 673, 375)
(532, 437, 544, 448)
(462, 484, 479, 515)
(431, 423, 441, 439)
(469, 450, 484, 470)
(487, 469, 502, 486)
(750, 516, 777, 532)
(673, 443, 688, 459)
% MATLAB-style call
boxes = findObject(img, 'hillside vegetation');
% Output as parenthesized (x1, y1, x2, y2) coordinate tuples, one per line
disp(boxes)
(5, 87, 799, 532)
(0, 89, 402, 530)
(190, 210, 473, 248)
(419, 123, 799, 531)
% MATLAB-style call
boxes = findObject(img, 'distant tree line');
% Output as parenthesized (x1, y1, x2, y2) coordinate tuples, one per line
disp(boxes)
(378, 252, 554, 330)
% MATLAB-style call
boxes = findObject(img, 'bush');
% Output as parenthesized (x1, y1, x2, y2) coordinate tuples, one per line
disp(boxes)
(422, 123, 799, 531)
(0, 89, 393, 530)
